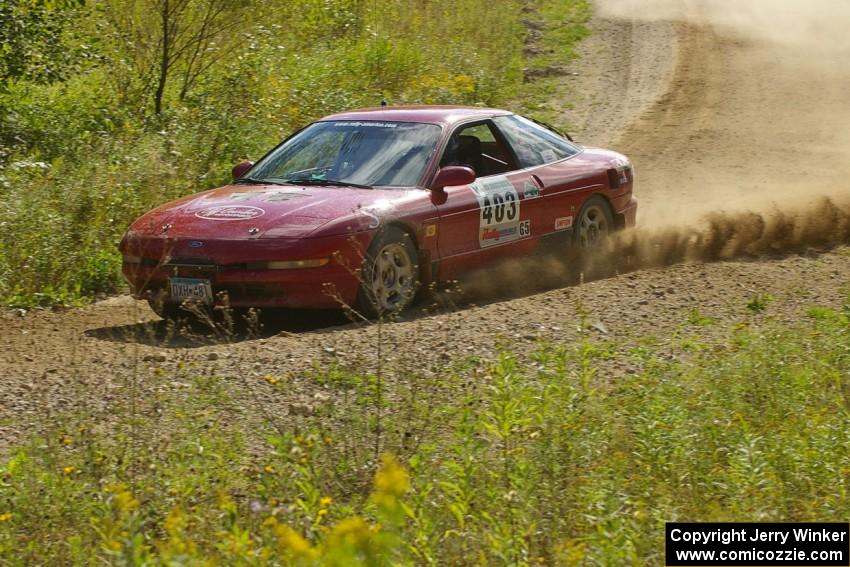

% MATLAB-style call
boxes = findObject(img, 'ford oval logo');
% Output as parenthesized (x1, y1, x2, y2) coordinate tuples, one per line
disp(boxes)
(195, 205, 265, 220)
(189, 240, 204, 248)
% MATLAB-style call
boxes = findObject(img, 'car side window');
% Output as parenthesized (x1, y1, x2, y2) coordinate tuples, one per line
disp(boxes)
(492, 115, 581, 169)
(439, 121, 516, 177)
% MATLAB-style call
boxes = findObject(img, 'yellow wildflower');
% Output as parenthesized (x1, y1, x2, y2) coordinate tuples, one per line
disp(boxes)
(114, 489, 139, 513)
(453, 74, 476, 94)
(555, 539, 586, 565)
(218, 492, 236, 513)
(263, 375, 280, 385)
(374, 454, 409, 498)
(317, 508, 328, 519)
(263, 516, 279, 528)
(327, 517, 372, 547)
(0, 513, 11, 522)
(264, 464, 276, 474)
(272, 524, 317, 559)
(163, 508, 193, 554)
(62, 466, 77, 476)
(61, 435, 74, 445)
(320, 496, 333, 507)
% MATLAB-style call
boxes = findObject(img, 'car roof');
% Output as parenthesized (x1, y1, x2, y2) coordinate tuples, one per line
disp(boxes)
(320, 105, 513, 127)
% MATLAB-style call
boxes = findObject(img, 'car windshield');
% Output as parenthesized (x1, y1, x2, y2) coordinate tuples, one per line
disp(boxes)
(246, 120, 442, 188)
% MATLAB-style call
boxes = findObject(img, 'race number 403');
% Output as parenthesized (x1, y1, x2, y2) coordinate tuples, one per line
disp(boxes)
(472, 176, 522, 248)
(479, 189, 518, 225)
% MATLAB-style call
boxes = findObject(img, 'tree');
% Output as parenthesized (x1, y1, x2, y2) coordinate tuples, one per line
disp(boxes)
(104, 0, 249, 116)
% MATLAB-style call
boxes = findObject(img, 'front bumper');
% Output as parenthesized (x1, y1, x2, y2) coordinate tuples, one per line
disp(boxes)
(121, 233, 371, 309)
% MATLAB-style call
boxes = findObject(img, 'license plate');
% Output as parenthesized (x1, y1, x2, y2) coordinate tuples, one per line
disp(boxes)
(169, 277, 213, 303)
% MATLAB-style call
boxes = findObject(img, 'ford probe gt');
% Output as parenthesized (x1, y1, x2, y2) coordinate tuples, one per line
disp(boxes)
(119, 106, 636, 317)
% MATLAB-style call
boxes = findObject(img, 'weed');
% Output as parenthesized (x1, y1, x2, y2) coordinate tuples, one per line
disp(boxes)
(3, 304, 849, 563)
(687, 307, 715, 326)
(746, 292, 775, 313)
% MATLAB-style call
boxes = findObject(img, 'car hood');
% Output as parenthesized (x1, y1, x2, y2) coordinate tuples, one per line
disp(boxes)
(125, 183, 403, 241)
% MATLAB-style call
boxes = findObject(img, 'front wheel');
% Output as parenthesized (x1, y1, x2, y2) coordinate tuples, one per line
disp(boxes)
(355, 227, 420, 318)
(574, 195, 614, 249)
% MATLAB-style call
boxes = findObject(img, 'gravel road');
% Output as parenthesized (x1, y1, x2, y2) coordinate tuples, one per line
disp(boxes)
(2, 3, 850, 452)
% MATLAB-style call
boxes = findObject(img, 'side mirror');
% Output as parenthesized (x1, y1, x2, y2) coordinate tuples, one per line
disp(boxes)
(232, 160, 254, 180)
(430, 166, 475, 191)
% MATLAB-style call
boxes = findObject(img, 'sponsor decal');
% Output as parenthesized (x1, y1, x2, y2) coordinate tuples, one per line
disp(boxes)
(195, 206, 265, 220)
(523, 181, 540, 199)
(357, 199, 395, 230)
(519, 219, 531, 237)
(359, 209, 381, 229)
(480, 226, 519, 243)
(554, 216, 573, 231)
(540, 149, 558, 163)
(425, 224, 437, 237)
(333, 121, 398, 128)
(472, 175, 521, 248)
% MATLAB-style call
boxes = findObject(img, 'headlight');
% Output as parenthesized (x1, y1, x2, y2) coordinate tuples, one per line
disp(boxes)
(264, 258, 330, 270)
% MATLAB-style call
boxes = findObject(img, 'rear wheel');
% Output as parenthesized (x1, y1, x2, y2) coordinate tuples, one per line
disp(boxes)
(574, 195, 614, 248)
(356, 227, 420, 318)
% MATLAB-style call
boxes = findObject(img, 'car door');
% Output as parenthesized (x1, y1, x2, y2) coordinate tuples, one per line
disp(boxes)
(433, 120, 544, 280)
(491, 115, 589, 245)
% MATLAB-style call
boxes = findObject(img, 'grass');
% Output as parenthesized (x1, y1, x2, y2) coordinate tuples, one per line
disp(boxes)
(2, 296, 849, 564)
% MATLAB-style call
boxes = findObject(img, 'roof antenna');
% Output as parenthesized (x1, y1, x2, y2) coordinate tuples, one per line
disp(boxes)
(380, 98, 388, 107)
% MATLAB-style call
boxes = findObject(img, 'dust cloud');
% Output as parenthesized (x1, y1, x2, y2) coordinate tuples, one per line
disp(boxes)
(482, 0, 850, 305)
(593, 0, 850, 240)
(596, 0, 850, 54)
(455, 196, 850, 303)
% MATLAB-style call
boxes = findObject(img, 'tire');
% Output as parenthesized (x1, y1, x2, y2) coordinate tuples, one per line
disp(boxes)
(573, 195, 614, 249)
(355, 226, 420, 318)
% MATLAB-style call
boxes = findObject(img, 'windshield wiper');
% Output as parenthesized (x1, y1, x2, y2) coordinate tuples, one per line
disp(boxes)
(282, 177, 373, 190)
(235, 177, 290, 186)
(529, 117, 575, 142)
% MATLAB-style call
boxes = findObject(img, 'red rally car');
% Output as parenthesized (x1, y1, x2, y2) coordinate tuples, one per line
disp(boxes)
(120, 106, 636, 317)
